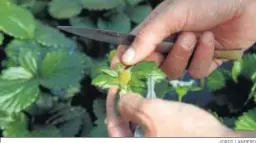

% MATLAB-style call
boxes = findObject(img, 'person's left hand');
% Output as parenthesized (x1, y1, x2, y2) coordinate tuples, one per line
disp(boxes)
(106, 88, 238, 137)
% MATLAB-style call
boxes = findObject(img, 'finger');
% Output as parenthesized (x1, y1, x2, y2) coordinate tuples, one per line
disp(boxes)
(121, 2, 187, 65)
(111, 45, 164, 68)
(188, 31, 215, 78)
(144, 52, 165, 66)
(161, 32, 197, 79)
(111, 46, 126, 68)
(118, 93, 157, 137)
(106, 87, 132, 137)
(111, 0, 169, 67)
(106, 87, 119, 128)
(208, 59, 224, 73)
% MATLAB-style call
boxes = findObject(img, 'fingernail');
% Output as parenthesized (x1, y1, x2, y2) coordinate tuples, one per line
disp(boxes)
(180, 34, 196, 50)
(122, 47, 135, 64)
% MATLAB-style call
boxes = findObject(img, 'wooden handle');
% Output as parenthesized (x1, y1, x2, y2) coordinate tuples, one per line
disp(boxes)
(213, 49, 242, 60)
(156, 41, 242, 60)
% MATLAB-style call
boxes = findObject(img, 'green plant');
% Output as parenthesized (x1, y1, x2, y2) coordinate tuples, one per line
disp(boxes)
(0, 0, 255, 137)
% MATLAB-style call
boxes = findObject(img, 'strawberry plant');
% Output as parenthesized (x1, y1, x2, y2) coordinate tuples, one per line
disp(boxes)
(0, 0, 255, 137)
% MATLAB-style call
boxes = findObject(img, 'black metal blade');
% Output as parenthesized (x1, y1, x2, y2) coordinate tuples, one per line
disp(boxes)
(58, 26, 178, 45)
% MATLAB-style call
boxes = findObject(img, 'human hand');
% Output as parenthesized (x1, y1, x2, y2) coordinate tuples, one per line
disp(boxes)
(112, 0, 256, 79)
(106, 88, 239, 137)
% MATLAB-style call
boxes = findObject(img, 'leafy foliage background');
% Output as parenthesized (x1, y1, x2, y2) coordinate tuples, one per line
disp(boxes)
(0, 0, 255, 137)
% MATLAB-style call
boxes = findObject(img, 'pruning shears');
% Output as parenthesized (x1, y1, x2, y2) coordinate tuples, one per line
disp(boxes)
(58, 26, 242, 137)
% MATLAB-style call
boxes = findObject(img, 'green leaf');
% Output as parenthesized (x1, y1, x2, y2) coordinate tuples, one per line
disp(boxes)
(10, 0, 36, 8)
(97, 12, 131, 33)
(234, 107, 256, 131)
(232, 61, 242, 82)
(39, 50, 84, 90)
(129, 76, 146, 95)
(47, 105, 85, 137)
(223, 117, 237, 128)
(58, 118, 83, 137)
(70, 17, 96, 28)
(126, 0, 145, 5)
(35, 92, 54, 110)
(232, 54, 256, 80)
(99, 67, 118, 77)
(92, 74, 119, 89)
(0, 32, 4, 45)
(126, 5, 152, 24)
(1, 67, 33, 80)
(0, 0, 35, 39)
(80, 0, 123, 10)
(29, 0, 48, 15)
(5, 39, 43, 65)
(0, 111, 13, 128)
(34, 21, 77, 50)
(79, 109, 93, 137)
(18, 47, 41, 75)
(3, 113, 30, 137)
(169, 80, 202, 101)
(48, 0, 82, 19)
(131, 61, 166, 82)
(207, 69, 227, 91)
(30, 125, 62, 137)
(154, 80, 170, 99)
(0, 79, 40, 113)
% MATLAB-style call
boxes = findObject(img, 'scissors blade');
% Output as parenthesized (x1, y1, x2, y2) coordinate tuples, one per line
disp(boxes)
(58, 26, 178, 45)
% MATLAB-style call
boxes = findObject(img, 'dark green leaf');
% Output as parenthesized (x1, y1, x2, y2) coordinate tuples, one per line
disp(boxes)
(70, 17, 96, 28)
(47, 105, 86, 137)
(88, 118, 108, 137)
(0, 0, 35, 39)
(80, 110, 94, 137)
(48, 0, 83, 19)
(207, 69, 227, 91)
(39, 50, 84, 90)
(234, 107, 256, 131)
(30, 125, 62, 137)
(0, 32, 4, 45)
(97, 12, 131, 33)
(5, 39, 43, 65)
(93, 98, 106, 118)
(29, 0, 48, 15)
(36, 92, 54, 110)
(10, 0, 36, 8)
(58, 118, 83, 137)
(34, 21, 77, 50)
(126, 0, 145, 5)
(223, 117, 237, 128)
(80, 0, 123, 10)
(126, 5, 152, 24)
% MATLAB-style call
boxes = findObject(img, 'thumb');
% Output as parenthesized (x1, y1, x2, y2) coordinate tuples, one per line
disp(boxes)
(121, 1, 186, 65)
(118, 93, 170, 136)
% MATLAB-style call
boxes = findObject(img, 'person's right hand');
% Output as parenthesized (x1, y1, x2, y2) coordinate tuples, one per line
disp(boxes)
(112, 0, 256, 79)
